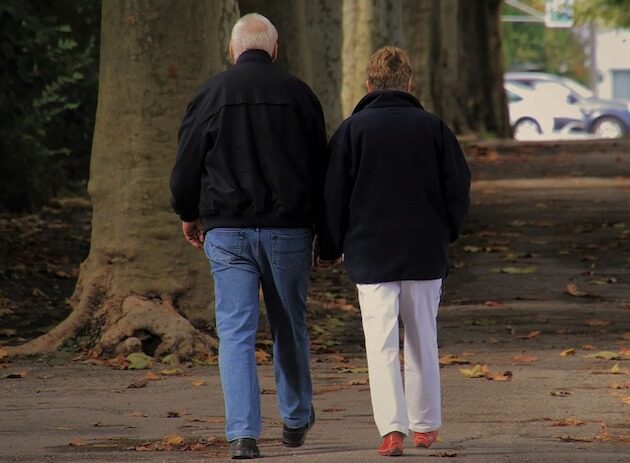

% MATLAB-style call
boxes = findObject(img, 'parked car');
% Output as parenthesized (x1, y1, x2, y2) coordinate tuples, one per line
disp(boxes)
(505, 72, 630, 138)
(505, 82, 586, 140)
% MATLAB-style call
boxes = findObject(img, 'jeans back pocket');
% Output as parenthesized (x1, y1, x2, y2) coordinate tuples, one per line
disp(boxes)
(205, 229, 244, 265)
(271, 230, 311, 271)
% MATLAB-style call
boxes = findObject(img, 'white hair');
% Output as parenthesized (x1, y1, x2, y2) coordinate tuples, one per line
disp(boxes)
(230, 13, 278, 60)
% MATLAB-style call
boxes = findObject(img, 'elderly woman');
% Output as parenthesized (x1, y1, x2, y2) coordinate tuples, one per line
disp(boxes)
(323, 47, 470, 456)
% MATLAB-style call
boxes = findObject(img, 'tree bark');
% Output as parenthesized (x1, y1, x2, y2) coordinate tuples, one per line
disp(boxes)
(8, 0, 239, 359)
(239, 0, 343, 135)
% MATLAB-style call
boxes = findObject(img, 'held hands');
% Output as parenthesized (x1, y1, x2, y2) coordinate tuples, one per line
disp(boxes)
(182, 220, 205, 250)
(312, 235, 341, 270)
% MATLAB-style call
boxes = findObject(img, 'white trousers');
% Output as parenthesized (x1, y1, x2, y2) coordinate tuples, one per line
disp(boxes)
(357, 279, 442, 437)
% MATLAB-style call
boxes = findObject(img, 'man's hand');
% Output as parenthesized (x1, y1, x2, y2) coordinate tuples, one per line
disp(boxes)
(182, 220, 205, 250)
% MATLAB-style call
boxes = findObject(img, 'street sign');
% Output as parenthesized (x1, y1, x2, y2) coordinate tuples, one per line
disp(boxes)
(545, 0, 574, 28)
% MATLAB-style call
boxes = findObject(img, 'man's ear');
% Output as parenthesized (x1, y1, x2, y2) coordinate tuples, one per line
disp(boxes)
(366, 80, 373, 92)
(228, 42, 236, 64)
(407, 77, 412, 93)
(271, 42, 279, 62)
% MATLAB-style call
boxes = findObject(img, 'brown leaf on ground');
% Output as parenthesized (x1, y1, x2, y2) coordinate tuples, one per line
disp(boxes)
(428, 451, 459, 458)
(483, 300, 505, 307)
(551, 390, 572, 397)
(550, 418, 586, 427)
(564, 283, 589, 297)
(347, 377, 369, 386)
(167, 411, 180, 418)
(581, 344, 595, 350)
(127, 378, 148, 389)
(558, 435, 593, 442)
(584, 319, 611, 327)
(512, 354, 538, 363)
(518, 330, 541, 340)
(5, 371, 27, 379)
(585, 351, 622, 360)
(560, 348, 576, 357)
(322, 408, 346, 412)
(144, 372, 160, 381)
(609, 382, 630, 389)
(439, 354, 471, 366)
(488, 371, 513, 382)
(128, 411, 148, 418)
(255, 349, 270, 364)
(191, 379, 206, 387)
(69, 438, 87, 447)
(261, 389, 276, 395)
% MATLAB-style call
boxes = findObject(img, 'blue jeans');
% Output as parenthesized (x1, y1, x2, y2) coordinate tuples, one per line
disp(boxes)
(204, 227, 313, 441)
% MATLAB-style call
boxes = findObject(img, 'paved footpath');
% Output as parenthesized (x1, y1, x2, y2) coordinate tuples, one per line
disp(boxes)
(1, 140, 629, 462)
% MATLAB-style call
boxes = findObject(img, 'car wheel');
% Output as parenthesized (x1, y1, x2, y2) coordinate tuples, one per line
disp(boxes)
(592, 117, 626, 139)
(513, 118, 542, 141)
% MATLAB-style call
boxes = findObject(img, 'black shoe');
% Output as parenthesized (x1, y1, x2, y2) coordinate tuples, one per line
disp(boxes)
(229, 438, 260, 459)
(282, 406, 315, 448)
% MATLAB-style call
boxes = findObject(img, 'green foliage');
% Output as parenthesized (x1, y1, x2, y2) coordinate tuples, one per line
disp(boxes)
(575, 0, 630, 28)
(0, 0, 100, 212)
(502, 1, 588, 83)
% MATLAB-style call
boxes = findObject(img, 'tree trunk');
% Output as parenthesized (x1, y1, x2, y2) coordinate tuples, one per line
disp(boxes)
(8, 0, 239, 360)
(343, 0, 510, 137)
(238, 0, 343, 135)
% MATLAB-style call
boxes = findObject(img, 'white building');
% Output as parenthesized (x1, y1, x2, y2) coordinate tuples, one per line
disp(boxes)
(595, 29, 630, 100)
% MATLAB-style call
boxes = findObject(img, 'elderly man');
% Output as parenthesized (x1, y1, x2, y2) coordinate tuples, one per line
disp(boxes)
(324, 47, 470, 456)
(170, 14, 325, 459)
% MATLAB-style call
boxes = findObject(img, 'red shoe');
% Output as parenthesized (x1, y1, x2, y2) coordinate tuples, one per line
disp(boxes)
(378, 431, 404, 457)
(413, 430, 439, 448)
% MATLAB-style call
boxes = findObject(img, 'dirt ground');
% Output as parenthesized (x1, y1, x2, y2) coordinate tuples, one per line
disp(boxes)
(0, 138, 629, 462)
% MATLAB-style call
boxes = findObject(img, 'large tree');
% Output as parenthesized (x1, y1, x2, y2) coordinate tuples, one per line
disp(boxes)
(9, 0, 239, 359)
(341, 0, 509, 136)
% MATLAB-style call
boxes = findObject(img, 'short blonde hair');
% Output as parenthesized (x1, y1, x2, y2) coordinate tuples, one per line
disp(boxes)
(366, 46, 412, 91)
(230, 13, 278, 60)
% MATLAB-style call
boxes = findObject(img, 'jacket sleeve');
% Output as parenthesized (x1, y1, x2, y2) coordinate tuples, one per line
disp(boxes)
(321, 126, 352, 260)
(439, 122, 471, 243)
(169, 98, 208, 222)
(309, 98, 330, 241)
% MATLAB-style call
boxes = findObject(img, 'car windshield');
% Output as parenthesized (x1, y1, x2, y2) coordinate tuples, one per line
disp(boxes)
(559, 77, 593, 99)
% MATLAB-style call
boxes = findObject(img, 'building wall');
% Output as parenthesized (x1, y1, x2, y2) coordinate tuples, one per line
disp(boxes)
(596, 29, 630, 100)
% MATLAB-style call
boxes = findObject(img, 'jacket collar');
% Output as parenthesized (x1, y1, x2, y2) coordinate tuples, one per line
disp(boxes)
(236, 49, 273, 65)
(352, 90, 424, 114)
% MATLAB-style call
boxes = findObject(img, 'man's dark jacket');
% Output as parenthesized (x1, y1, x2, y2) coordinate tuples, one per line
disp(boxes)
(170, 49, 328, 232)
(324, 90, 471, 284)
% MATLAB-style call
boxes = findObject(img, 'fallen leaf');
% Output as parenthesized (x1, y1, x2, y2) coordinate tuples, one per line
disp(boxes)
(622, 397, 630, 405)
(512, 354, 538, 363)
(494, 266, 537, 274)
(126, 353, 154, 370)
(460, 364, 489, 378)
(163, 434, 185, 446)
(463, 245, 482, 253)
(484, 300, 505, 308)
(0, 348, 8, 361)
(191, 379, 206, 387)
(558, 435, 593, 442)
(348, 377, 369, 386)
(488, 371, 513, 382)
(611, 363, 621, 374)
(127, 378, 148, 389)
(160, 368, 183, 376)
(144, 371, 160, 381)
(161, 354, 180, 366)
(5, 371, 27, 379)
(551, 418, 586, 427)
(551, 390, 572, 397)
(585, 351, 621, 360)
(609, 382, 630, 389)
(322, 408, 346, 412)
(167, 411, 180, 418)
(255, 349, 270, 364)
(518, 330, 541, 340)
(68, 438, 86, 447)
(128, 411, 148, 418)
(564, 283, 589, 297)
(560, 348, 576, 357)
(581, 344, 595, 350)
(261, 388, 277, 394)
(440, 354, 470, 366)
(584, 319, 611, 327)
(428, 451, 459, 457)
